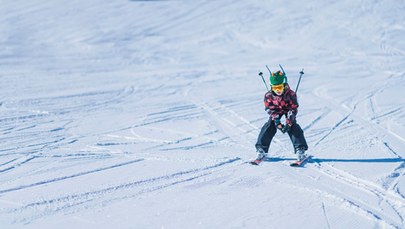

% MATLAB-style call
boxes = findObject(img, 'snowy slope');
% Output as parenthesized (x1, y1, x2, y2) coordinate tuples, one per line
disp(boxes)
(0, 0, 405, 228)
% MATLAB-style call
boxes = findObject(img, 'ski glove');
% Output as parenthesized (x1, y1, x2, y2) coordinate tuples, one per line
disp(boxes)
(274, 118, 283, 130)
(286, 110, 296, 126)
(281, 124, 291, 134)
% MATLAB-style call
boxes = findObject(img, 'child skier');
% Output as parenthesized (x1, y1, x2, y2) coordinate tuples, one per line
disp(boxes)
(255, 68, 308, 162)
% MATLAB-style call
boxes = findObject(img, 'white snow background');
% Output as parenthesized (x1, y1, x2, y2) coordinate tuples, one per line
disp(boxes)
(1, 0, 405, 228)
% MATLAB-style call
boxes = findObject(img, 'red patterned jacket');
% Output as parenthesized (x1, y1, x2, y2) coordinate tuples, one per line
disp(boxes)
(263, 83, 299, 125)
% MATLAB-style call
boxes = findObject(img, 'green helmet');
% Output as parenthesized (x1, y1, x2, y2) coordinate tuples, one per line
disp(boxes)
(270, 70, 286, 85)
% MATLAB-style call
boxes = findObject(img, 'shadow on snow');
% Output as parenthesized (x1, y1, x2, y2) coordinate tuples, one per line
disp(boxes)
(311, 157, 405, 163)
(262, 156, 405, 164)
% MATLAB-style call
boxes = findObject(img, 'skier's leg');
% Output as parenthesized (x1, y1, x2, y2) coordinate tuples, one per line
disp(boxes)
(287, 122, 308, 152)
(255, 119, 277, 153)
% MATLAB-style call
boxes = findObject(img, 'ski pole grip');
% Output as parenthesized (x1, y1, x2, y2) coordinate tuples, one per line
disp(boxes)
(295, 68, 304, 93)
(258, 71, 269, 91)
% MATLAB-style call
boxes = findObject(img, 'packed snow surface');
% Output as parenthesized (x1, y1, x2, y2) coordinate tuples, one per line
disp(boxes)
(1, 0, 405, 228)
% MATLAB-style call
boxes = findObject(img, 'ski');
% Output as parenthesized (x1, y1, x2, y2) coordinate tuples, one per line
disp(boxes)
(250, 158, 265, 165)
(249, 155, 312, 166)
(290, 155, 312, 167)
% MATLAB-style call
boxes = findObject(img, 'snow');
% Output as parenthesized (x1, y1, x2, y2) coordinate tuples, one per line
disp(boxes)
(0, 0, 405, 228)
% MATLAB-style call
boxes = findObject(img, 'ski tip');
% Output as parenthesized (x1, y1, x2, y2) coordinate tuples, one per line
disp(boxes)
(289, 155, 312, 167)
(250, 160, 262, 165)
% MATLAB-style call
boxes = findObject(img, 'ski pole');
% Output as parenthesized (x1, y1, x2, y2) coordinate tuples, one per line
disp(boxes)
(278, 64, 288, 83)
(295, 69, 304, 93)
(265, 65, 272, 76)
(279, 64, 285, 74)
(258, 72, 269, 91)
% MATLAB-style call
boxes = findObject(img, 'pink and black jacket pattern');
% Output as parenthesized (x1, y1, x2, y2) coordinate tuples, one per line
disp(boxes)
(263, 83, 298, 125)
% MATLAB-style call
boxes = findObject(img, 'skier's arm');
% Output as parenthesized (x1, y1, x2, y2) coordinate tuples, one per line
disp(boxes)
(285, 91, 299, 125)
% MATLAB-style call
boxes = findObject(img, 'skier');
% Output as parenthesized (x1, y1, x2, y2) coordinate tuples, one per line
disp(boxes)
(254, 68, 308, 162)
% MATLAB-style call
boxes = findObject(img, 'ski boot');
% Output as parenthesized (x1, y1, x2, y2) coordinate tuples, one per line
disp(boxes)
(296, 148, 306, 161)
(250, 148, 267, 165)
(256, 148, 267, 161)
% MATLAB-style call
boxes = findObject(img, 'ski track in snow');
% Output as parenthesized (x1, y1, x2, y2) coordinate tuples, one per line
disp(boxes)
(5, 158, 241, 224)
(1, 0, 404, 228)
(311, 74, 405, 191)
(1, 83, 404, 227)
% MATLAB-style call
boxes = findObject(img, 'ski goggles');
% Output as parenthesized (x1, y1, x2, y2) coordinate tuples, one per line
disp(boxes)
(272, 84, 285, 92)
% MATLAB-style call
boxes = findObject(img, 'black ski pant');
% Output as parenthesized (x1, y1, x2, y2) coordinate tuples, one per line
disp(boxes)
(255, 118, 308, 153)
